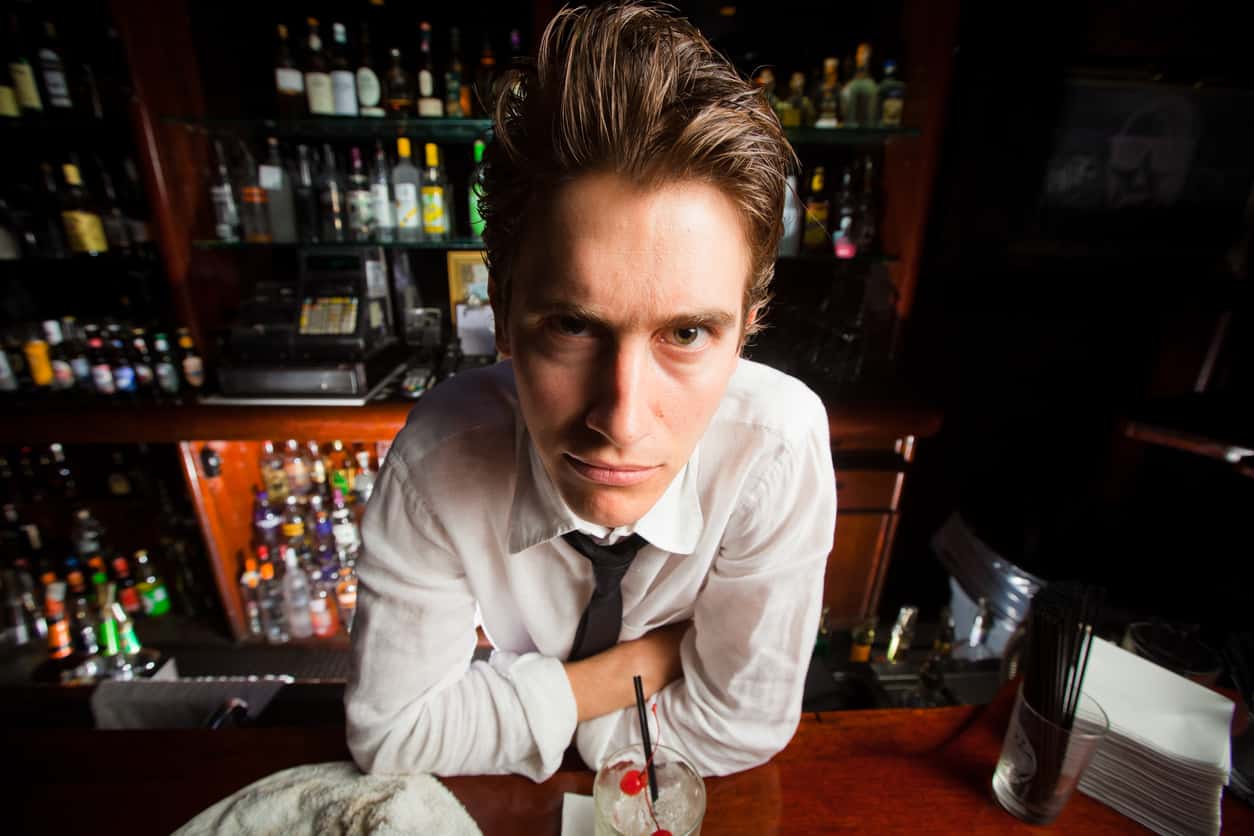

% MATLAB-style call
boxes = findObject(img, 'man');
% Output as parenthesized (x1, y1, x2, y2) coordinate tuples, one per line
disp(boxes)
(346, 2, 836, 780)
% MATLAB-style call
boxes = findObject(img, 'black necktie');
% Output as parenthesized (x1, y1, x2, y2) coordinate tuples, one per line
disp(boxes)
(562, 531, 648, 662)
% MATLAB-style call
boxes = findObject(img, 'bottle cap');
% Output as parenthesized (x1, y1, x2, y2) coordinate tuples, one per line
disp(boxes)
(112, 556, 129, 575)
(424, 144, 439, 167)
(260, 562, 275, 580)
(397, 137, 411, 158)
(472, 139, 485, 164)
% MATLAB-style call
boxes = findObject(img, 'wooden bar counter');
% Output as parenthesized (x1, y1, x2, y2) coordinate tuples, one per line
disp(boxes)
(6, 689, 1249, 834)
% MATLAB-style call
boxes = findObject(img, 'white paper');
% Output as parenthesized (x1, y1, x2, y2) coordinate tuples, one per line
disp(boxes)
(561, 793, 595, 836)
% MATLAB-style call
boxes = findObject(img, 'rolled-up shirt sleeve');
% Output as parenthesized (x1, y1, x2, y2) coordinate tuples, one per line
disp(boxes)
(345, 464, 578, 781)
(575, 393, 836, 776)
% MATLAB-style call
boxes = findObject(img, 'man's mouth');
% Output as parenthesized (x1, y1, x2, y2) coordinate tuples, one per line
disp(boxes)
(563, 453, 661, 487)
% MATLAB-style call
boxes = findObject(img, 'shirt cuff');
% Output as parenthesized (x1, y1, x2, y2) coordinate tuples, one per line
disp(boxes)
(489, 650, 579, 781)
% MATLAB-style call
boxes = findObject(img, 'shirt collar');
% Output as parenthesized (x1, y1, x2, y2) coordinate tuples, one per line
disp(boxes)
(506, 423, 703, 556)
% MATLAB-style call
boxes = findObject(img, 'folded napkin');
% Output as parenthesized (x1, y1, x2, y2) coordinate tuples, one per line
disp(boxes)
(173, 761, 481, 836)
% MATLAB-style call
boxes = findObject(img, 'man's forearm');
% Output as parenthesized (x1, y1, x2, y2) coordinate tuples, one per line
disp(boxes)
(563, 621, 689, 722)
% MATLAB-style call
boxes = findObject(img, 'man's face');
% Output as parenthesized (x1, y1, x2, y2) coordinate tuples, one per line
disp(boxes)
(496, 173, 753, 528)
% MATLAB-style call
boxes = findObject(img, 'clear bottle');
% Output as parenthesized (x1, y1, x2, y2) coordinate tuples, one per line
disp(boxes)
(420, 142, 450, 239)
(329, 22, 358, 117)
(778, 174, 802, 257)
(281, 493, 306, 549)
(239, 557, 263, 638)
(370, 142, 394, 241)
(309, 572, 340, 638)
(841, 43, 879, 128)
(260, 441, 290, 504)
(294, 144, 319, 242)
(253, 490, 281, 547)
(209, 140, 240, 242)
(258, 560, 288, 644)
(355, 23, 384, 118)
(303, 18, 333, 116)
(318, 144, 346, 242)
(261, 137, 297, 243)
(283, 439, 312, 497)
(833, 165, 858, 260)
(385, 47, 414, 116)
(393, 137, 421, 241)
(335, 566, 357, 633)
(331, 488, 361, 556)
(468, 139, 486, 237)
(352, 446, 375, 505)
(280, 546, 314, 639)
(878, 59, 905, 127)
(133, 550, 170, 616)
(347, 146, 373, 241)
(273, 23, 305, 118)
(415, 21, 443, 117)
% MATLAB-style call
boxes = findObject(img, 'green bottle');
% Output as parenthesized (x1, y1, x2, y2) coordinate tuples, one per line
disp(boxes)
(468, 139, 486, 237)
(133, 549, 170, 617)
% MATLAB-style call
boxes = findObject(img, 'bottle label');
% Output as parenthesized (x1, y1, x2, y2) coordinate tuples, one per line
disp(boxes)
(134, 362, 154, 387)
(183, 356, 205, 388)
(113, 364, 137, 392)
(99, 619, 120, 656)
(210, 185, 238, 240)
(0, 351, 16, 391)
(48, 618, 72, 659)
(38, 52, 72, 107)
(9, 61, 41, 110)
(120, 624, 141, 655)
(469, 182, 485, 236)
(356, 68, 382, 111)
(140, 583, 170, 616)
(310, 598, 336, 636)
(281, 521, 304, 538)
(416, 97, 444, 117)
(0, 84, 17, 117)
(331, 70, 358, 115)
(306, 72, 334, 115)
(52, 359, 75, 388)
(91, 363, 116, 394)
(371, 183, 394, 228)
(155, 361, 179, 393)
(259, 165, 283, 191)
(421, 187, 448, 234)
(119, 585, 142, 614)
(349, 189, 373, 234)
(275, 67, 304, 95)
(62, 210, 110, 254)
(333, 521, 360, 550)
(71, 355, 90, 383)
(25, 343, 52, 386)
(394, 183, 419, 229)
(880, 96, 903, 127)
(418, 69, 434, 98)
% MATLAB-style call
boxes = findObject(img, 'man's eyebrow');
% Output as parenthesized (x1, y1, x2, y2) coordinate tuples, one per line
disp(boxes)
(524, 300, 738, 331)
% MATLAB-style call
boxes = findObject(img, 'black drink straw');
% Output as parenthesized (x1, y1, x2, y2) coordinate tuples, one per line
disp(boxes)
(632, 674, 659, 803)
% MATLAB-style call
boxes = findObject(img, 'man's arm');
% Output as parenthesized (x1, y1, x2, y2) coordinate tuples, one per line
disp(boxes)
(564, 621, 688, 721)
(345, 465, 578, 781)
(573, 397, 836, 776)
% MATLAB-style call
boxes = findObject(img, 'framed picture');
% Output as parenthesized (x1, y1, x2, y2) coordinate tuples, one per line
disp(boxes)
(446, 251, 490, 327)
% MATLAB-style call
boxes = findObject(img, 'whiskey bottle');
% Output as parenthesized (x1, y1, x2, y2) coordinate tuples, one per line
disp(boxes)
(329, 22, 358, 116)
(303, 18, 334, 116)
(415, 22, 443, 117)
(274, 23, 305, 118)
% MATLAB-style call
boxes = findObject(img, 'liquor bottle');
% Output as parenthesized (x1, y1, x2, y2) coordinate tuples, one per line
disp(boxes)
(384, 47, 414, 116)
(60, 162, 109, 256)
(36, 20, 72, 110)
(347, 146, 373, 241)
(309, 569, 340, 638)
(47, 443, 76, 499)
(280, 545, 314, 639)
(252, 490, 281, 547)
(444, 27, 467, 118)
(420, 142, 450, 239)
(7, 11, 42, 113)
(261, 137, 297, 243)
(31, 582, 78, 683)
(66, 570, 100, 657)
(107, 325, 138, 395)
(393, 137, 421, 241)
(151, 332, 180, 397)
(814, 58, 841, 129)
(415, 22, 443, 117)
(273, 23, 305, 118)
(86, 334, 115, 396)
(468, 138, 486, 237)
(112, 555, 142, 616)
(352, 445, 375, 505)
(239, 147, 272, 244)
(785, 71, 814, 128)
(239, 557, 263, 638)
(257, 560, 288, 644)
(329, 22, 358, 117)
(176, 328, 205, 392)
(129, 328, 156, 395)
(326, 440, 355, 496)
(832, 165, 858, 259)
(210, 139, 240, 242)
(96, 164, 132, 255)
(356, 23, 383, 118)
(841, 43, 879, 128)
(303, 18, 334, 116)
(307, 440, 329, 499)
(330, 489, 361, 556)
(802, 167, 829, 253)
(855, 154, 877, 254)
(35, 162, 70, 257)
(878, 59, 905, 127)
(294, 144, 319, 242)
(133, 550, 170, 616)
(319, 144, 346, 242)
(258, 442, 288, 504)
(474, 34, 496, 118)
(60, 317, 90, 389)
(23, 326, 52, 389)
(0, 60, 14, 118)
(335, 566, 357, 633)
(283, 439, 312, 498)
(778, 174, 802, 257)
(370, 142, 394, 241)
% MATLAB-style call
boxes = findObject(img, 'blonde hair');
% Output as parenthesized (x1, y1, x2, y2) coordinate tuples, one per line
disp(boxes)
(480, 2, 795, 337)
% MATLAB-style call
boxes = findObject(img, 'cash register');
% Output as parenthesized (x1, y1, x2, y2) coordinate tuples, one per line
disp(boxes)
(215, 248, 407, 402)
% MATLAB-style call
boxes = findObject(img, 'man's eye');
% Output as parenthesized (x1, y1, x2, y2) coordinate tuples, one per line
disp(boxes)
(552, 316, 589, 336)
(668, 326, 709, 348)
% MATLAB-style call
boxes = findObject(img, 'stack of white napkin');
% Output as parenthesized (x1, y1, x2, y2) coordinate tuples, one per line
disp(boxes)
(1078, 637, 1235, 836)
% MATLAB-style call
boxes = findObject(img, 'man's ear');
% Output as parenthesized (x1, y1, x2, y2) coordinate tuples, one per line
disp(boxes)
(489, 273, 511, 357)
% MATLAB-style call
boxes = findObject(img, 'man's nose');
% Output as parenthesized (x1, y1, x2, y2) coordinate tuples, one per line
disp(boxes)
(585, 340, 652, 449)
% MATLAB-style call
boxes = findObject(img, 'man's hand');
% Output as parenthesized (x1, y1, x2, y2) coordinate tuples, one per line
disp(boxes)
(563, 621, 690, 722)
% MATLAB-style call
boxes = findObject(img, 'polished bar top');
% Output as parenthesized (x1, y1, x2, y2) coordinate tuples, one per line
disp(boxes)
(6, 689, 1249, 834)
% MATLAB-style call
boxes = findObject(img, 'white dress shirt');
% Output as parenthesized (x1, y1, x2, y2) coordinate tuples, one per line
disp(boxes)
(345, 358, 836, 780)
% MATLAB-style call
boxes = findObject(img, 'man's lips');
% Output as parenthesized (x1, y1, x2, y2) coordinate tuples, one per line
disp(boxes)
(563, 453, 661, 487)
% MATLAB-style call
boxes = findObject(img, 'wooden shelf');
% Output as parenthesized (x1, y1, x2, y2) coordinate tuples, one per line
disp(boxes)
(0, 393, 939, 445)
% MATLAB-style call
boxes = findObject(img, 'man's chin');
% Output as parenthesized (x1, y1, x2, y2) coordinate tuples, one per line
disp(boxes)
(557, 480, 663, 529)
